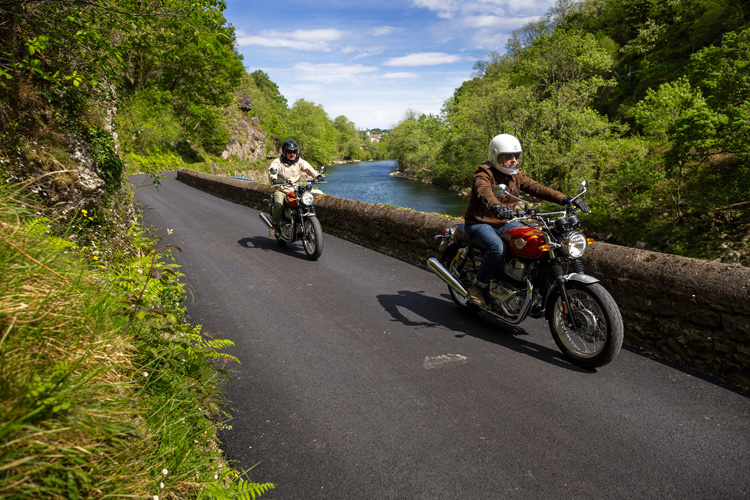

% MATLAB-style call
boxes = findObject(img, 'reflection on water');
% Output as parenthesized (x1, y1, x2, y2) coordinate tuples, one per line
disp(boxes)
(322, 160, 466, 217)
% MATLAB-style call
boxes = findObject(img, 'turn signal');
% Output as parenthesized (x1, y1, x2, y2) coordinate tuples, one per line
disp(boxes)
(587, 238, 594, 245)
(540, 244, 550, 252)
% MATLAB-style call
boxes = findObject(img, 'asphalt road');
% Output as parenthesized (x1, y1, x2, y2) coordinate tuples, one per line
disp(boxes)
(132, 172, 749, 499)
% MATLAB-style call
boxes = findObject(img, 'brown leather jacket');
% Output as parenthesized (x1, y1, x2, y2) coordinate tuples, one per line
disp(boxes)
(463, 162, 566, 226)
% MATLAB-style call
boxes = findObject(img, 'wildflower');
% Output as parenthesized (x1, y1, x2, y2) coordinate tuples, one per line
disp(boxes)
(214, 474, 218, 480)
(162, 468, 168, 476)
(81, 209, 88, 215)
(153, 496, 159, 500)
(160, 482, 164, 489)
(143, 372, 148, 377)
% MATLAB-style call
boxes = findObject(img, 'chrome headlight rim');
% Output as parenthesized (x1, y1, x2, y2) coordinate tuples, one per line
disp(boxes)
(301, 191, 314, 206)
(563, 231, 587, 258)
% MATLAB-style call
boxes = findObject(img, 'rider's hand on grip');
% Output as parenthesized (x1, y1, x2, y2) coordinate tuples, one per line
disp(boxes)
(491, 204, 513, 220)
(272, 179, 285, 185)
(573, 198, 589, 212)
(563, 196, 589, 213)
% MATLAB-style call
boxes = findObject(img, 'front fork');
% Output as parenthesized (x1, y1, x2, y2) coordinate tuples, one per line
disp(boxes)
(552, 260, 585, 330)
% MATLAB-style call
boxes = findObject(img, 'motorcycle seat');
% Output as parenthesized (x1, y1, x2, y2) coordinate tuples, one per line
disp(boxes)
(453, 223, 471, 242)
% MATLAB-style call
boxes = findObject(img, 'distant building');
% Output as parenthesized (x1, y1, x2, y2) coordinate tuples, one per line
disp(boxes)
(366, 129, 385, 143)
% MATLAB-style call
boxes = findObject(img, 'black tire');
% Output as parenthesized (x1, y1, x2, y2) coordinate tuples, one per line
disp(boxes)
(442, 244, 479, 313)
(547, 282, 624, 368)
(302, 217, 323, 260)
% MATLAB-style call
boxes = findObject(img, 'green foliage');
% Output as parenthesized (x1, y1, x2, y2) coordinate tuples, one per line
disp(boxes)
(0, 185, 273, 498)
(124, 151, 185, 175)
(241, 70, 290, 149)
(334, 115, 367, 161)
(88, 125, 125, 192)
(387, 111, 447, 177)
(286, 99, 338, 165)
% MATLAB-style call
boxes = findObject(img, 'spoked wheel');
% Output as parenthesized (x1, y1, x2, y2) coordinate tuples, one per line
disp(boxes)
(442, 245, 479, 313)
(549, 282, 623, 368)
(302, 217, 323, 260)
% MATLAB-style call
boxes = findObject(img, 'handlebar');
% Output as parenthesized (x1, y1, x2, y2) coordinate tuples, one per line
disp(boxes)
(271, 177, 326, 186)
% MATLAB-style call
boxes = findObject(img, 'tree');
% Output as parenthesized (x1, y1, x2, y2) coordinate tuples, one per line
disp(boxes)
(333, 115, 365, 161)
(286, 99, 337, 165)
(387, 112, 446, 177)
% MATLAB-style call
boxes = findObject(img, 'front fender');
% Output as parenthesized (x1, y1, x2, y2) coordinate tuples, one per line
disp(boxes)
(564, 272, 599, 285)
(542, 273, 600, 320)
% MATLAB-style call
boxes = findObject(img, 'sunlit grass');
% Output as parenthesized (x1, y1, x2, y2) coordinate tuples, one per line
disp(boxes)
(0, 184, 273, 499)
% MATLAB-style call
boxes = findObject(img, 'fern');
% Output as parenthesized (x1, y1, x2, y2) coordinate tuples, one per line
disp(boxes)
(201, 475, 275, 499)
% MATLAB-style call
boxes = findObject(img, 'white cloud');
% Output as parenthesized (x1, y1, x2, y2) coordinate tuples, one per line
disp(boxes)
(236, 28, 349, 52)
(461, 15, 526, 30)
(384, 52, 471, 67)
(370, 26, 398, 36)
(412, 0, 554, 18)
(382, 72, 419, 79)
(291, 62, 379, 84)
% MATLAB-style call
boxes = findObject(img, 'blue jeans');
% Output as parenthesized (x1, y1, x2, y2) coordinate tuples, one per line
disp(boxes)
(464, 221, 524, 286)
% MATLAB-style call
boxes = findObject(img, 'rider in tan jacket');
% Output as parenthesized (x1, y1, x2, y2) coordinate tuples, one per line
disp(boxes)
(267, 140, 322, 236)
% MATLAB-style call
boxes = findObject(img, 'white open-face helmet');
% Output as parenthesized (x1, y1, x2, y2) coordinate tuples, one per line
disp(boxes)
(488, 134, 523, 175)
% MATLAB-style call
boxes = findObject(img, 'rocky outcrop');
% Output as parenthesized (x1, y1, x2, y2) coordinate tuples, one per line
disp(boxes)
(221, 117, 266, 162)
(220, 93, 267, 162)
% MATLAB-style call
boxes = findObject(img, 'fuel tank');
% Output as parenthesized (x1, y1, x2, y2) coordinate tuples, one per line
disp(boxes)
(501, 226, 547, 259)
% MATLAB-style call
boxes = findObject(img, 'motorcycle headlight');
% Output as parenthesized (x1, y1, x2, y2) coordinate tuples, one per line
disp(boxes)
(301, 191, 314, 206)
(563, 231, 587, 258)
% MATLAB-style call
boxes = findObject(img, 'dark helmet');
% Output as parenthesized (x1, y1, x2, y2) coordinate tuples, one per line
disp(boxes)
(282, 139, 298, 155)
(281, 139, 299, 165)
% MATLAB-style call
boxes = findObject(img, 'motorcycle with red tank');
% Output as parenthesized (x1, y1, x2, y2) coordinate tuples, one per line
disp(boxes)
(427, 181, 624, 368)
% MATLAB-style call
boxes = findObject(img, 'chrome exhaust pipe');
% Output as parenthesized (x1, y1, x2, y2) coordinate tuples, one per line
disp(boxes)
(427, 257, 468, 297)
(258, 212, 273, 229)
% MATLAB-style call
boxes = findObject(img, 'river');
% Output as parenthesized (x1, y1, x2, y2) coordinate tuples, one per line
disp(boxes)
(321, 160, 466, 218)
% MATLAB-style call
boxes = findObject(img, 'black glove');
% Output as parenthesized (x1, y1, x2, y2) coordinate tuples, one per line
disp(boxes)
(272, 178, 285, 185)
(316, 175, 325, 182)
(491, 204, 513, 219)
(563, 196, 589, 212)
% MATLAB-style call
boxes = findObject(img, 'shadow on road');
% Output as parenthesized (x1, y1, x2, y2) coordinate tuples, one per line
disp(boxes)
(377, 289, 591, 373)
(238, 236, 313, 261)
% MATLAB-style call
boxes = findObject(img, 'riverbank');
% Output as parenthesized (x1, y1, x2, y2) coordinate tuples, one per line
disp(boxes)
(388, 169, 471, 197)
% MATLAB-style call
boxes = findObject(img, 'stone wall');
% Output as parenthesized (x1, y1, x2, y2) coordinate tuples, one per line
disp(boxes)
(176, 168, 750, 390)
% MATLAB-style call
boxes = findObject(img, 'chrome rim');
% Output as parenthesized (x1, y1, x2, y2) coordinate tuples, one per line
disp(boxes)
(553, 288, 608, 358)
(303, 220, 317, 253)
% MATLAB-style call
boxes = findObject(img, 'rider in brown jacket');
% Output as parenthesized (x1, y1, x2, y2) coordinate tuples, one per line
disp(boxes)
(464, 134, 587, 306)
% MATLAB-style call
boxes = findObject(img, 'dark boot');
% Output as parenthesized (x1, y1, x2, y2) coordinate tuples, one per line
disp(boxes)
(468, 284, 486, 307)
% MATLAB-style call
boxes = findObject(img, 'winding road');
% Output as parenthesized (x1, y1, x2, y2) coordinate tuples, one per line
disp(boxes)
(133, 172, 749, 499)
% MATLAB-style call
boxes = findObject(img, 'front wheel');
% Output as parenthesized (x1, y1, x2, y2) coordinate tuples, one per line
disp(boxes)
(548, 282, 623, 368)
(302, 217, 323, 260)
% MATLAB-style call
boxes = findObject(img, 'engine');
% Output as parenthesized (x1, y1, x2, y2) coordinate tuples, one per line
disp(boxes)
(486, 258, 529, 317)
(502, 257, 528, 283)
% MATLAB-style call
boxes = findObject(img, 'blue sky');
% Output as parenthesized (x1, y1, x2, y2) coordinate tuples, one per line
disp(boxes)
(223, 0, 555, 130)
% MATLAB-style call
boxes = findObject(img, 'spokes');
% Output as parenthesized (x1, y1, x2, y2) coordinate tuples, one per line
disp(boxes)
(556, 289, 607, 357)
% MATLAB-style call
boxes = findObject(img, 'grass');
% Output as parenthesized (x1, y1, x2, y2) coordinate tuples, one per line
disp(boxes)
(0, 182, 274, 499)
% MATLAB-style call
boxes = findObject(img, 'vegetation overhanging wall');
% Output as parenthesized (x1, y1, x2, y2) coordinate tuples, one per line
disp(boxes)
(176, 168, 750, 390)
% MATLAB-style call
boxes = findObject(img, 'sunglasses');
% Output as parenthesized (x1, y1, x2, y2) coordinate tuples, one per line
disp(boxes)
(501, 152, 521, 159)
